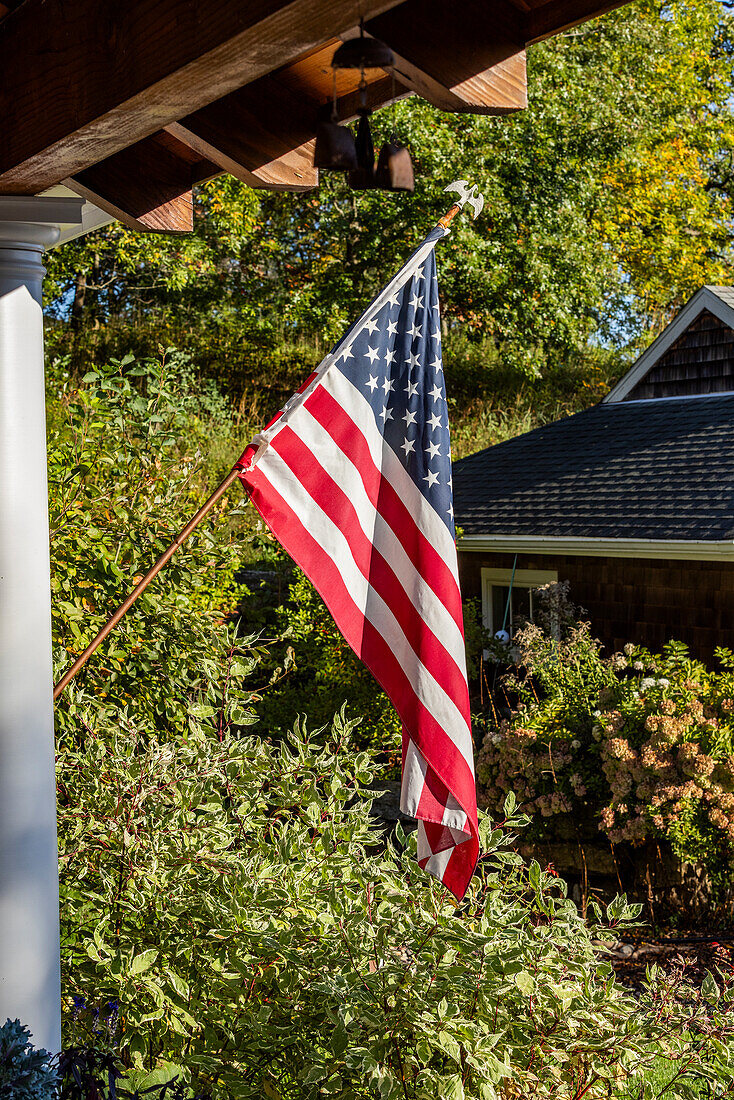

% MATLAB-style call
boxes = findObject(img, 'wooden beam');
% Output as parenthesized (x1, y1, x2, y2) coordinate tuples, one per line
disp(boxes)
(525, 0, 630, 43)
(67, 133, 217, 234)
(0, 0, 406, 194)
(387, 47, 526, 114)
(329, 75, 413, 123)
(167, 75, 318, 191)
(365, 0, 527, 113)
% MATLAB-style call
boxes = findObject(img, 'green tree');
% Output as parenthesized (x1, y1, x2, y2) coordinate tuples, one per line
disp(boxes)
(45, 0, 734, 386)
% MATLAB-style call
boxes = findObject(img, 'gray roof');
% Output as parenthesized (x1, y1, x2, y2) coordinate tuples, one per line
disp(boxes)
(707, 286, 734, 309)
(452, 395, 734, 542)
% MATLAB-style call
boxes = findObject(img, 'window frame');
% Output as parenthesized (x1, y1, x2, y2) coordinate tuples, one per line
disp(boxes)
(480, 567, 559, 640)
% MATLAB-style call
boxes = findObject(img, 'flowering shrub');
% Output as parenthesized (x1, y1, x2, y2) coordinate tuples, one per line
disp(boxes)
(476, 585, 734, 886)
(595, 642, 734, 882)
(59, 690, 734, 1100)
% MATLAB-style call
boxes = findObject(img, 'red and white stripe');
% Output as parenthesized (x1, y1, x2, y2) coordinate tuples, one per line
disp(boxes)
(237, 254, 478, 899)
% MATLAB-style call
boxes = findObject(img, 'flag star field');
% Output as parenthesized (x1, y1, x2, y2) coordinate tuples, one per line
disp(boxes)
(334, 240, 455, 533)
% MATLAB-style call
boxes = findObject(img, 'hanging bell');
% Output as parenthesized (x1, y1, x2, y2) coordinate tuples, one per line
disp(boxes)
(348, 109, 377, 190)
(331, 33, 395, 71)
(313, 119, 358, 170)
(376, 142, 415, 192)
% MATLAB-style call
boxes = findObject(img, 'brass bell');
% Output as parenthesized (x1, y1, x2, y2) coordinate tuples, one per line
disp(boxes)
(348, 109, 377, 190)
(314, 120, 358, 170)
(376, 142, 414, 192)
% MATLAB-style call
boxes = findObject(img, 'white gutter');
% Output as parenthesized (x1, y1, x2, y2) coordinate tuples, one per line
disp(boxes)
(39, 184, 114, 247)
(457, 534, 734, 561)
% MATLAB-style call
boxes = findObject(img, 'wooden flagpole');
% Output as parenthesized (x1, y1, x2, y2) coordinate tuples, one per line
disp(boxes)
(53, 189, 483, 701)
(53, 466, 242, 699)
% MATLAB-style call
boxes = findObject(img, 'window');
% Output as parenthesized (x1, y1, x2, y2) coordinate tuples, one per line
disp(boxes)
(481, 567, 558, 641)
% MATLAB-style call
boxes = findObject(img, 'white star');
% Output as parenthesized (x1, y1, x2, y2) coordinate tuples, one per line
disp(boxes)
(366, 375, 378, 393)
(424, 469, 439, 488)
(430, 328, 441, 341)
(386, 290, 400, 308)
(340, 344, 354, 362)
(403, 409, 417, 427)
(409, 293, 424, 311)
(365, 346, 380, 364)
(380, 405, 393, 422)
(401, 437, 415, 457)
(414, 265, 425, 282)
(432, 301, 440, 312)
(428, 411, 442, 430)
(405, 379, 419, 398)
(405, 350, 420, 369)
(387, 319, 398, 337)
(431, 356, 443, 374)
(448, 503, 454, 520)
(409, 321, 423, 339)
(382, 377, 394, 394)
(385, 348, 396, 366)
(430, 383, 442, 402)
(426, 440, 441, 460)
(365, 318, 379, 335)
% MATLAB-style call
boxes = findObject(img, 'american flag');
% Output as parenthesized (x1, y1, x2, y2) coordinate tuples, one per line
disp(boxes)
(236, 226, 478, 900)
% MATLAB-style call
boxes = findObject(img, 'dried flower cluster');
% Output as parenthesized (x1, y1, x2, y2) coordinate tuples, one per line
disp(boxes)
(475, 584, 734, 883)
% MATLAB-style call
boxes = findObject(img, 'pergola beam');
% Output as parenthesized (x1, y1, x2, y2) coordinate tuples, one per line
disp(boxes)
(0, 0, 405, 195)
(525, 0, 629, 41)
(66, 133, 217, 234)
(365, 0, 527, 112)
(166, 76, 319, 192)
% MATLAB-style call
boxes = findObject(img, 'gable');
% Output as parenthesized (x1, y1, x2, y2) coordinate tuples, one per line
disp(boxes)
(604, 286, 734, 403)
(624, 310, 734, 401)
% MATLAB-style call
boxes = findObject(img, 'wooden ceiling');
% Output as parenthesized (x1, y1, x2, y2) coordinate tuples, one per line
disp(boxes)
(0, 0, 627, 234)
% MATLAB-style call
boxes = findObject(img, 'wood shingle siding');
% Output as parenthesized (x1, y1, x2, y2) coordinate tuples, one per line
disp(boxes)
(459, 551, 734, 664)
(625, 310, 734, 400)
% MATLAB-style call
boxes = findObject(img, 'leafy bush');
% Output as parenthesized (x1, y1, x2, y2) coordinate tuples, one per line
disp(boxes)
(58, 1041, 206, 1100)
(0, 1020, 56, 1100)
(476, 585, 734, 886)
(255, 570, 402, 771)
(48, 351, 261, 737)
(58, 660, 734, 1100)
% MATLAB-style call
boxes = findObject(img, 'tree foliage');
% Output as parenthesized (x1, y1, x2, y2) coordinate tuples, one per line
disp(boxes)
(45, 0, 734, 386)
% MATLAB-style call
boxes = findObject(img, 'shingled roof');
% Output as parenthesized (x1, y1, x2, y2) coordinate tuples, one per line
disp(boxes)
(452, 394, 734, 542)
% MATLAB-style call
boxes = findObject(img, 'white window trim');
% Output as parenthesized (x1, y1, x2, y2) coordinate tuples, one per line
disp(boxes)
(481, 567, 558, 637)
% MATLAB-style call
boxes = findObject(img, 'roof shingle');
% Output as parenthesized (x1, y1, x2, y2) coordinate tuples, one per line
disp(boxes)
(452, 395, 734, 542)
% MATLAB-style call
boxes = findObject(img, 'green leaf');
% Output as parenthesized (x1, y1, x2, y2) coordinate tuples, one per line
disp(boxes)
(513, 971, 535, 996)
(130, 948, 158, 976)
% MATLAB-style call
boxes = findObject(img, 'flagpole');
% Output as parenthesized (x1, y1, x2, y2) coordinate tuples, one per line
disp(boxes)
(53, 466, 242, 700)
(53, 187, 483, 701)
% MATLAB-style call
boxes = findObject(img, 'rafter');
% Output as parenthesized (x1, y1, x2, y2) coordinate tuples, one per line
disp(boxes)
(67, 133, 216, 234)
(365, 0, 527, 112)
(166, 76, 318, 191)
(525, 0, 629, 41)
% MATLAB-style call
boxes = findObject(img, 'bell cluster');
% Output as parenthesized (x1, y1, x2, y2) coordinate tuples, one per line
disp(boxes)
(313, 27, 414, 193)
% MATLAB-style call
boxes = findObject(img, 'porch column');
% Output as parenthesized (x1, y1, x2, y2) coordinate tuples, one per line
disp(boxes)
(0, 197, 83, 1053)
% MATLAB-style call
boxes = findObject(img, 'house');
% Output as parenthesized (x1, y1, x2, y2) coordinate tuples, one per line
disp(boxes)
(453, 286, 734, 663)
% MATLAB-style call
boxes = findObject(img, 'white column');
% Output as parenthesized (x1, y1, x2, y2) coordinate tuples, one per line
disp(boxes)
(0, 197, 83, 1054)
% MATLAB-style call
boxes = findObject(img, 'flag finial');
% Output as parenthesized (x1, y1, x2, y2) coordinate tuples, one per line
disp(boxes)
(438, 180, 484, 229)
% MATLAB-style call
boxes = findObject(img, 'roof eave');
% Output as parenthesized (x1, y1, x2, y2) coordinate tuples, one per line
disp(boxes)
(457, 534, 734, 561)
